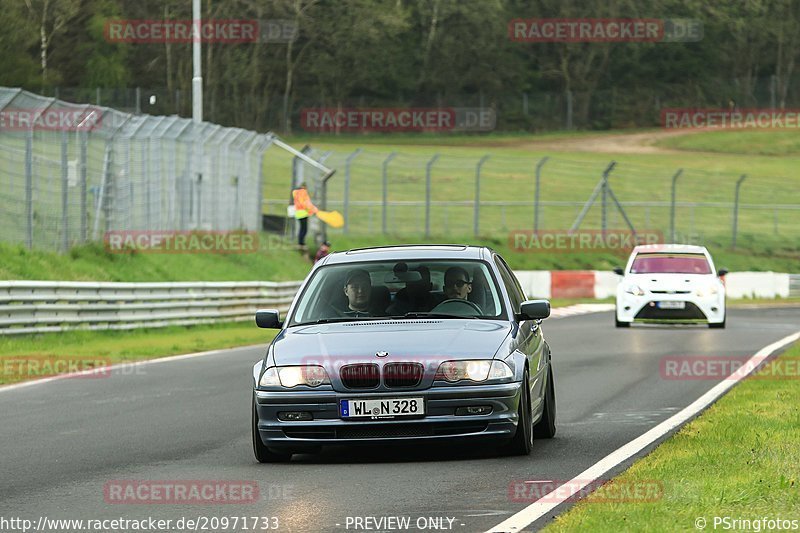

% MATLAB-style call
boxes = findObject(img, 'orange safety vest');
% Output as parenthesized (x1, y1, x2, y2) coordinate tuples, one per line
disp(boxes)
(292, 188, 317, 219)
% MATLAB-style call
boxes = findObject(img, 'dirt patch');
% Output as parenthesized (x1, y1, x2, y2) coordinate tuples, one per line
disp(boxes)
(485, 129, 706, 154)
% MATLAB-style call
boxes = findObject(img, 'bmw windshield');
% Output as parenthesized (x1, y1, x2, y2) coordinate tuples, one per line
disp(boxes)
(287, 260, 507, 326)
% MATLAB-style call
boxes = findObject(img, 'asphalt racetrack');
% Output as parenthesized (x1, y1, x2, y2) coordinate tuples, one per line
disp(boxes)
(2, 307, 799, 532)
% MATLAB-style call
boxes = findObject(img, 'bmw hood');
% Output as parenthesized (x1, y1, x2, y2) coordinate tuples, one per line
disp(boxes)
(272, 319, 512, 365)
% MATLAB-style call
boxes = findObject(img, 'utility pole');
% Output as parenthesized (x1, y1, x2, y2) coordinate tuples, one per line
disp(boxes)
(192, 0, 202, 123)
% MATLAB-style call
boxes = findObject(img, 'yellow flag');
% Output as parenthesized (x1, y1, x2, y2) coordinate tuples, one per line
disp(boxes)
(316, 210, 344, 228)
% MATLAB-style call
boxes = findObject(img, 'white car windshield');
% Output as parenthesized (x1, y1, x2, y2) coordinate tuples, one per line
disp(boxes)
(630, 253, 712, 274)
(288, 260, 505, 325)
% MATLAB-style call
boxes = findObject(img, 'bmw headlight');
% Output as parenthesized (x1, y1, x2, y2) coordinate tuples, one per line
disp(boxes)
(624, 284, 645, 296)
(434, 360, 513, 383)
(259, 366, 330, 388)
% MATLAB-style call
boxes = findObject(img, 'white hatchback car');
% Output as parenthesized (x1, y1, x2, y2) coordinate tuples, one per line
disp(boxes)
(614, 244, 727, 328)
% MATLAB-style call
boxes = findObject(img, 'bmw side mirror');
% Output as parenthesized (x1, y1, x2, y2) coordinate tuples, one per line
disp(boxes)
(517, 299, 551, 321)
(613, 267, 624, 276)
(255, 309, 282, 329)
(717, 268, 729, 277)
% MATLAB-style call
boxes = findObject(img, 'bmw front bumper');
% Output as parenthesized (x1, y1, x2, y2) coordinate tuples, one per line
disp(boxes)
(254, 382, 522, 450)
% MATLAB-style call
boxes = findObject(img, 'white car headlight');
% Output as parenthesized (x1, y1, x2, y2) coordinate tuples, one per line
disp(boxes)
(435, 360, 513, 383)
(259, 366, 330, 388)
(624, 284, 645, 296)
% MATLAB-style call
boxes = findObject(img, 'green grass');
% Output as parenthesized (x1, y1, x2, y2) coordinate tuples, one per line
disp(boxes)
(544, 341, 800, 532)
(2, 232, 798, 282)
(0, 236, 311, 281)
(0, 321, 277, 385)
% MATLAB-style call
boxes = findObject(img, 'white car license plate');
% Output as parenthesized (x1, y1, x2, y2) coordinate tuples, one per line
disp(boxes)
(657, 301, 686, 309)
(340, 397, 424, 418)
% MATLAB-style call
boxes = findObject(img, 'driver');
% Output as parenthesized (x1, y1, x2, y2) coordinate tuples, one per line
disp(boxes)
(443, 266, 473, 300)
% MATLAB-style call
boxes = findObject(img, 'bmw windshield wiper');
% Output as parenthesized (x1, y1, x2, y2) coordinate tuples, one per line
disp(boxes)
(400, 312, 477, 319)
(291, 316, 395, 327)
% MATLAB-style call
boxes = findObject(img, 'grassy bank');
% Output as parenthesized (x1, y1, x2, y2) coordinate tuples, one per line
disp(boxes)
(545, 341, 800, 532)
(2, 233, 798, 281)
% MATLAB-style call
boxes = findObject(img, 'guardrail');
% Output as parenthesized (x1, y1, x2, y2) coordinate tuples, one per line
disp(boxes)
(0, 281, 302, 335)
(790, 275, 800, 298)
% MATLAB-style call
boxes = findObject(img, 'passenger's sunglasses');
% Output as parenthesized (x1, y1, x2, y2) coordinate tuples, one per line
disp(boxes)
(450, 279, 471, 288)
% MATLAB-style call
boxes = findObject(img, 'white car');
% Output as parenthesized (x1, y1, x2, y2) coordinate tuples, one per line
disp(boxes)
(614, 244, 727, 328)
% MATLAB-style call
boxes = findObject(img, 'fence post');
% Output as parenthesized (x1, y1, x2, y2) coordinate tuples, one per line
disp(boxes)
(601, 166, 608, 238)
(382, 152, 397, 235)
(534, 156, 549, 232)
(424, 154, 440, 238)
(732, 174, 747, 249)
(61, 129, 69, 252)
(25, 129, 33, 249)
(565, 89, 573, 129)
(80, 131, 88, 242)
(670, 168, 683, 242)
(474, 155, 490, 237)
(343, 148, 362, 234)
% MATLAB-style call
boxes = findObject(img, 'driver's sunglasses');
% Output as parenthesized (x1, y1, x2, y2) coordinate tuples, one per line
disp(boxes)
(451, 279, 472, 288)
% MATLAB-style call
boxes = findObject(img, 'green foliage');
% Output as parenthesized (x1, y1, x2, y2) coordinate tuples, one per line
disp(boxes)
(2, 0, 799, 131)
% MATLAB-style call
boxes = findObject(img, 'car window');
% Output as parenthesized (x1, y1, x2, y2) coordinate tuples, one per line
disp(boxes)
(288, 260, 506, 325)
(494, 256, 524, 313)
(630, 253, 712, 274)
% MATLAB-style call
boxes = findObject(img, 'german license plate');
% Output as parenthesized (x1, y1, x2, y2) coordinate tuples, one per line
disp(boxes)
(340, 397, 424, 418)
(657, 301, 685, 309)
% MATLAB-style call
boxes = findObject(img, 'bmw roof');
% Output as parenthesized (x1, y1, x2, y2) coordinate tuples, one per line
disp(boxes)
(319, 244, 494, 265)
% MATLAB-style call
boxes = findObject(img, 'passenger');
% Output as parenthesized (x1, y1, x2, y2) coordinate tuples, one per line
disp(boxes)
(387, 266, 437, 315)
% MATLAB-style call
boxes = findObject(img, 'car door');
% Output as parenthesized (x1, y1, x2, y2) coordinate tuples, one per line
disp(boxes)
(494, 255, 547, 405)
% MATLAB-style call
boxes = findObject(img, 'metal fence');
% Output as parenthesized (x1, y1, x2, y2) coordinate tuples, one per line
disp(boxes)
(265, 149, 800, 247)
(0, 86, 275, 252)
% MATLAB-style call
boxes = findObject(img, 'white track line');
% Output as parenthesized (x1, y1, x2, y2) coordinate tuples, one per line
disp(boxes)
(487, 330, 800, 533)
(549, 303, 614, 318)
(0, 343, 264, 394)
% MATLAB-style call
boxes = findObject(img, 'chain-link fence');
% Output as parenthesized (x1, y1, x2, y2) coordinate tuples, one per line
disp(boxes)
(0, 87, 275, 252)
(264, 148, 800, 247)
